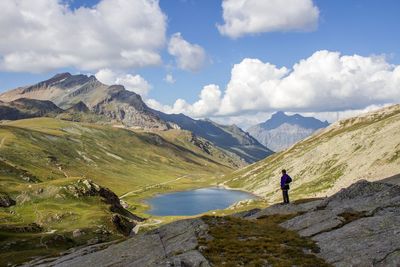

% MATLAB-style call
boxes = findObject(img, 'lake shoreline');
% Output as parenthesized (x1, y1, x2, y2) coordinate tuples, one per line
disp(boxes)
(145, 187, 258, 217)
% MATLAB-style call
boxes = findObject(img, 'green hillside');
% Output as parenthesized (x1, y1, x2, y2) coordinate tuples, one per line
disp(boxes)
(224, 104, 400, 202)
(0, 117, 241, 265)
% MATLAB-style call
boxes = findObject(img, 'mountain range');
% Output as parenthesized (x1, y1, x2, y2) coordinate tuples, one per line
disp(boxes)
(154, 112, 273, 163)
(248, 111, 329, 152)
(0, 73, 271, 163)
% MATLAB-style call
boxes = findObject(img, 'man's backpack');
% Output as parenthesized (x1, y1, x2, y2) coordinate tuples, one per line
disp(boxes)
(286, 175, 292, 184)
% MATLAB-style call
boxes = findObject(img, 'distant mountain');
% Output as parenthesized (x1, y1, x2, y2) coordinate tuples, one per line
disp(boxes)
(0, 98, 63, 120)
(248, 111, 329, 151)
(0, 73, 272, 163)
(154, 112, 273, 163)
(0, 73, 170, 130)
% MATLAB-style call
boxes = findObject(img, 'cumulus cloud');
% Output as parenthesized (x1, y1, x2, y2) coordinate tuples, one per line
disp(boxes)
(95, 69, 151, 97)
(0, 0, 166, 72)
(217, 0, 319, 38)
(154, 51, 400, 120)
(219, 51, 400, 115)
(146, 84, 221, 117)
(211, 112, 272, 130)
(168, 33, 206, 72)
(164, 74, 176, 84)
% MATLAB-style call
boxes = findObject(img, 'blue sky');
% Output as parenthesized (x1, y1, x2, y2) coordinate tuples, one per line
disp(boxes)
(0, 0, 400, 127)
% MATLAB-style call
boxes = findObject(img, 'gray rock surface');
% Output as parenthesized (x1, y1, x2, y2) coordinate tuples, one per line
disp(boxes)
(258, 180, 400, 266)
(25, 219, 210, 267)
(246, 199, 323, 219)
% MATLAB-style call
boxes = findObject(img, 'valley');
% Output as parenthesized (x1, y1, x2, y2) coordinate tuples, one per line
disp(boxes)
(0, 117, 245, 265)
(0, 73, 399, 266)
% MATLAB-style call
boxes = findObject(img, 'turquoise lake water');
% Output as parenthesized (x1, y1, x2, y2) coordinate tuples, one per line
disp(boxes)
(146, 187, 256, 216)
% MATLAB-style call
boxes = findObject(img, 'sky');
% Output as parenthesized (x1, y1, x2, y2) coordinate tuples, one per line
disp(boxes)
(0, 0, 400, 128)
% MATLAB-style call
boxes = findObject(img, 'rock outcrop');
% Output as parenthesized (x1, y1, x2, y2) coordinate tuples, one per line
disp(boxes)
(24, 180, 400, 266)
(64, 179, 144, 223)
(0, 192, 16, 207)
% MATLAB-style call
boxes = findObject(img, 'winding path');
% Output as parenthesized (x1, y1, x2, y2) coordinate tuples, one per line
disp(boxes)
(119, 175, 188, 199)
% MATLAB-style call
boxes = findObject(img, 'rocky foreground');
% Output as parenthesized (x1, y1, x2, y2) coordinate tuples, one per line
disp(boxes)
(24, 180, 400, 267)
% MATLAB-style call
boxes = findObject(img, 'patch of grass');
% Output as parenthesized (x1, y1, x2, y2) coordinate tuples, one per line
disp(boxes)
(292, 198, 324, 205)
(199, 215, 331, 267)
(291, 163, 346, 197)
(388, 150, 400, 163)
(338, 211, 367, 224)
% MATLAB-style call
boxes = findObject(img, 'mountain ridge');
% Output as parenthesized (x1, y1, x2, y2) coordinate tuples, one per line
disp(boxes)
(0, 73, 170, 130)
(0, 73, 274, 163)
(154, 111, 273, 163)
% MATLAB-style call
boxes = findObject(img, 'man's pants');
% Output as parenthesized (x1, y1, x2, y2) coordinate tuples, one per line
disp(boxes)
(282, 189, 290, 204)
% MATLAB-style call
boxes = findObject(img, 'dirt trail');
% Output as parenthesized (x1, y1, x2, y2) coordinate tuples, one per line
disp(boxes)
(0, 137, 5, 149)
(58, 166, 69, 178)
(119, 175, 188, 199)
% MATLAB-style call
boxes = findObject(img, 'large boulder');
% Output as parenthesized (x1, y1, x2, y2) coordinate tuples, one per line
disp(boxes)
(0, 192, 16, 207)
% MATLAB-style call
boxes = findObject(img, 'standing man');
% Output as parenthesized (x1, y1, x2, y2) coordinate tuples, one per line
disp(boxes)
(280, 169, 292, 204)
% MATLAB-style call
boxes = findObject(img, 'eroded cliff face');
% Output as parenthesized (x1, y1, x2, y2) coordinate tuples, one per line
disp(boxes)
(25, 180, 400, 267)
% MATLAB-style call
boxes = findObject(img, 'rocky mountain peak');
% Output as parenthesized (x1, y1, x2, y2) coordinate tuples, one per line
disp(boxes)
(0, 73, 171, 130)
(67, 101, 90, 113)
(248, 112, 329, 151)
(260, 111, 329, 130)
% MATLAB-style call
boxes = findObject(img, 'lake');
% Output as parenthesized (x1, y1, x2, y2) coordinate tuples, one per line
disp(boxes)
(146, 187, 256, 216)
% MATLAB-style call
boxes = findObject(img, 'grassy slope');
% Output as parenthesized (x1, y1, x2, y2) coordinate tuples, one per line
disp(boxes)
(0, 118, 236, 194)
(224, 104, 400, 202)
(0, 117, 240, 265)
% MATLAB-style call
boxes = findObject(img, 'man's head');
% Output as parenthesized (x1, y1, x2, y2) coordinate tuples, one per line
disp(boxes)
(281, 169, 286, 174)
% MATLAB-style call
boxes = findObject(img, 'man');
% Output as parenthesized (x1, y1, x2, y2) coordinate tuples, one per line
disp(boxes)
(280, 169, 292, 204)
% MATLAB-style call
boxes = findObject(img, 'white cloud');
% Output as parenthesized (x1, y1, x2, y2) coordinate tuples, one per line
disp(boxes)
(155, 51, 400, 121)
(217, 0, 319, 38)
(0, 0, 166, 72)
(211, 112, 272, 130)
(168, 33, 206, 72)
(218, 51, 400, 115)
(146, 84, 221, 117)
(95, 69, 151, 97)
(164, 74, 176, 84)
(94, 68, 116, 85)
